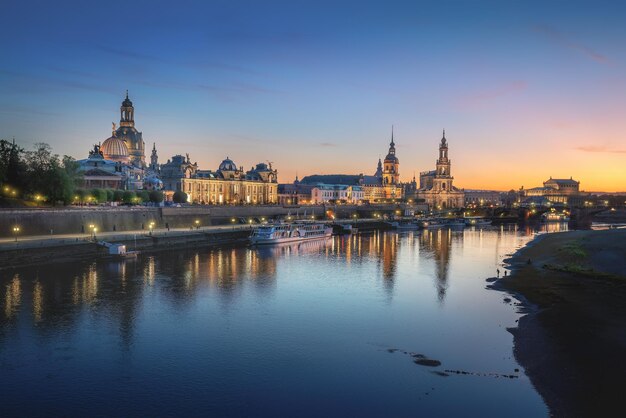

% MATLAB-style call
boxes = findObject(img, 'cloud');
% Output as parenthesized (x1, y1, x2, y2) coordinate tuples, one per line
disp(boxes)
(575, 145, 626, 154)
(534, 25, 609, 64)
(457, 81, 527, 109)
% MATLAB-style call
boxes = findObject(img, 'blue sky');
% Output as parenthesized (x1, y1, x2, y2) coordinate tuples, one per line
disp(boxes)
(1, 0, 625, 190)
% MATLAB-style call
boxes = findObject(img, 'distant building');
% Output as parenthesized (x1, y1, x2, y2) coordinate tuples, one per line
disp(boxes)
(521, 177, 587, 207)
(311, 184, 364, 204)
(161, 155, 278, 204)
(464, 190, 501, 207)
(415, 131, 464, 209)
(278, 177, 314, 205)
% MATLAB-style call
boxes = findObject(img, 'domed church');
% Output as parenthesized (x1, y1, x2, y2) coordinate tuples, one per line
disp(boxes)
(102, 91, 146, 167)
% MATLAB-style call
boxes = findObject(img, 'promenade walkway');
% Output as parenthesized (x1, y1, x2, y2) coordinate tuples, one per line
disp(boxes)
(0, 224, 256, 250)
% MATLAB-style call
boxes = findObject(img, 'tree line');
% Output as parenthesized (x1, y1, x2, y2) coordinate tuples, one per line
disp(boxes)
(0, 140, 80, 205)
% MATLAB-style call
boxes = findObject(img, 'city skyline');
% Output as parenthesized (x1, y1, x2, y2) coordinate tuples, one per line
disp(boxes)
(2, 1, 626, 192)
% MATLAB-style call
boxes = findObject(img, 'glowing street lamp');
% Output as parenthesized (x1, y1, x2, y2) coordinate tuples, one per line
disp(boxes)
(12, 226, 20, 242)
(149, 221, 155, 235)
(194, 219, 200, 229)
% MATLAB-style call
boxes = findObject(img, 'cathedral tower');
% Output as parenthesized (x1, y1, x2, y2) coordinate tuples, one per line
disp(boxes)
(433, 130, 453, 192)
(383, 126, 400, 186)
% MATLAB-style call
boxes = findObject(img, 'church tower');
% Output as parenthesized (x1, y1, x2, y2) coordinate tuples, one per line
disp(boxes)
(120, 90, 134, 128)
(150, 142, 159, 171)
(374, 158, 383, 178)
(433, 130, 453, 192)
(383, 126, 400, 186)
(114, 90, 146, 167)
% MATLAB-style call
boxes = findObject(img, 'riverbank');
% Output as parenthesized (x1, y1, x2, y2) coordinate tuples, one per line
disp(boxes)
(493, 229, 626, 417)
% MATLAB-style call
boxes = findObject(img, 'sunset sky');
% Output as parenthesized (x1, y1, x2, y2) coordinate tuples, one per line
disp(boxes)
(1, 0, 625, 191)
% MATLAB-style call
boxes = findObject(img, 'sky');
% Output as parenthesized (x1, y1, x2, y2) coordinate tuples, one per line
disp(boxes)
(1, 0, 625, 192)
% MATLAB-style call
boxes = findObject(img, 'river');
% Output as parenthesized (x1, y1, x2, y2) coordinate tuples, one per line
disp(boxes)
(0, 225, 563, 417)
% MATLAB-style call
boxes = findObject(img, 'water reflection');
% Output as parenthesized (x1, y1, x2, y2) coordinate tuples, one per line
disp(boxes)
(0, 226, 552, 417)
(419, 229, 455, 303)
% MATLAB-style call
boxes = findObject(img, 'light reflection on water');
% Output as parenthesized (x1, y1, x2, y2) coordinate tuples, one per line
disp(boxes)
(0, 225, 560, 417)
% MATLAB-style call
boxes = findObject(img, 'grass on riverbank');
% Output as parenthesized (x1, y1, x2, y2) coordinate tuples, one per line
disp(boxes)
(497, 229, 626, 417)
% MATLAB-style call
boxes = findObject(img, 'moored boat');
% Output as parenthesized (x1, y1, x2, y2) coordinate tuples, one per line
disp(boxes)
(464, 217, 492, 226)
(250, 223, 332, 245)
(541, 212, 570, 223)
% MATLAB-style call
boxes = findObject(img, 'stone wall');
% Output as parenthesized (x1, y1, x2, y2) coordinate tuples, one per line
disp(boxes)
(0, 204, 405, 238)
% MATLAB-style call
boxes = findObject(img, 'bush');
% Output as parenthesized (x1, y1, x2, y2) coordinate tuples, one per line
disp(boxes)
(173, 190, 187, 204)
(105, 189, 114, 202)
(149, 190, 164, 203)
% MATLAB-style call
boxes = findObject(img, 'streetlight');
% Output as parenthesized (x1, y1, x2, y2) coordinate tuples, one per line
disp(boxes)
(12, 226, 20, 242)
(195, 219, 200, 229)
(149, 221, 155, 235)
(231, 218, 236, 230)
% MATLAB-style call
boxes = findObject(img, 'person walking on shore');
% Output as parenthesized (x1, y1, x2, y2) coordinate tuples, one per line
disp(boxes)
(497, 268, 500, 278)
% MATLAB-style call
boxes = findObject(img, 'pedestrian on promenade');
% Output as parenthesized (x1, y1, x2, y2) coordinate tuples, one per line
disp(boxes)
(497, 268, 500, 278)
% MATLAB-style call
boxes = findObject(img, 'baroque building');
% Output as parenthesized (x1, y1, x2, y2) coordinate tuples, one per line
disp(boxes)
(78, 91, 162, 190)
(161, 155, 278, 204)
(415, 131, 464, 209)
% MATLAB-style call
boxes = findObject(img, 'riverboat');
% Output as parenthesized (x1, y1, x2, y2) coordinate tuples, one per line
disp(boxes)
(464, 217, 492, 226)
(541, 212, 570, 223)
(396, 221, 420, 231)
(250, 223, 333, 245)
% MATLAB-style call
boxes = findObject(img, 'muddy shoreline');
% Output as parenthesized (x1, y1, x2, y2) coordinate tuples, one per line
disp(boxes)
(491, 229, 626, 417)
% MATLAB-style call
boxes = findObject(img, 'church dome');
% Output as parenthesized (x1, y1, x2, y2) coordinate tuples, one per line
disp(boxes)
(218, 157, 237, 171)
(101, 136, 129, 162)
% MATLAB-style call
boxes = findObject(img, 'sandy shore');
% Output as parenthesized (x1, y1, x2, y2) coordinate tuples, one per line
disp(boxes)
(492, 229, 626, 417)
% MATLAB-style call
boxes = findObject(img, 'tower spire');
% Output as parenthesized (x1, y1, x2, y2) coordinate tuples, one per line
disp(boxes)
(391, 125, 395, 145)
(126, 89, 129, 100)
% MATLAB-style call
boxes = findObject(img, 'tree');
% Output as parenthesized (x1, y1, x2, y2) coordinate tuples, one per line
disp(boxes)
(0, 139, 26, 190)
(137, 190, 150, 203)
(75, 189, 86, 204)
(122, 190, 135, 204)
(113, 190, 124, 202)
(105, 189, 114, 202)
(173, 190, 187, 204)
(90, 188, 107, 203)
(149, 190, 164, 204)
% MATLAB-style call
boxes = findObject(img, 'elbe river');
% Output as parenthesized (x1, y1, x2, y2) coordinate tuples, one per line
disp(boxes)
(1, 225, 566, 417)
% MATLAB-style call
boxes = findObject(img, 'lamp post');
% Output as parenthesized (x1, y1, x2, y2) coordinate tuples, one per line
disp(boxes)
(231, 218, 236, 230)
(149, 221, 155, 236)
(195, 219, 200, 230)
(89, 224, 95, 240)
(12, 226, 20, 242)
